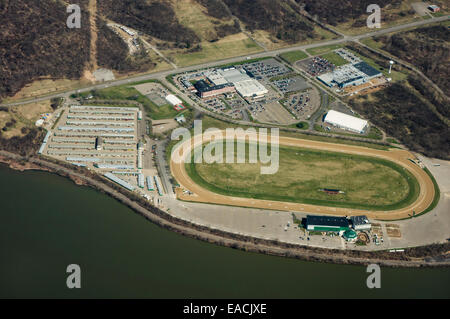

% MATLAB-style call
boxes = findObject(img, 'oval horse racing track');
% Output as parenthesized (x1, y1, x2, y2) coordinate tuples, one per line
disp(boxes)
(170, 130, 435, 220)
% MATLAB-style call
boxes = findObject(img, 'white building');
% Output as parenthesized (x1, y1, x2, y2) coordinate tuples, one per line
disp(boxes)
(234, 79, 268, 98)
(219, 68, 250, 84)
(165, 94, 183, 106)
(204, 67, 269, 98)
(350, 215, 371, 231)
(206, 71, 228, 86)
(324, 110, 368, 133)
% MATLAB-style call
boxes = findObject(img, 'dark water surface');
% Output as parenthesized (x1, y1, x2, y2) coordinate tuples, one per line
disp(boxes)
(0, 165, 448, 298)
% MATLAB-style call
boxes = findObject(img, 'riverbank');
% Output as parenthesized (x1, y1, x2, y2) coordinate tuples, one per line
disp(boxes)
(1, 150, 449, 268)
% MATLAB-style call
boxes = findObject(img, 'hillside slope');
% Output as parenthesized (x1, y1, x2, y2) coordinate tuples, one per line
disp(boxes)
(0, 0, 91, 100)
(377, 25, 450, 96)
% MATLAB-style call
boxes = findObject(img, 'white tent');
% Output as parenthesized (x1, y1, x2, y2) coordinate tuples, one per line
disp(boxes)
(324, 110, 368, 133)
(165, 94, 182, 106)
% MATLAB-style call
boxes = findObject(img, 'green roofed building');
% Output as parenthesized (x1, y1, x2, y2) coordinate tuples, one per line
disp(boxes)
(306, 215, 350, 233)
(343, 229, 357, 241)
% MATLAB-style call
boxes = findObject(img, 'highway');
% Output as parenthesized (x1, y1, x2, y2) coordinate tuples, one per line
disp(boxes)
(1, 15, 448, 108)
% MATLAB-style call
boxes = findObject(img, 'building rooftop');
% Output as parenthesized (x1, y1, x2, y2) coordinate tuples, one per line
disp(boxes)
(165, 94, 183, 106)
(207, 71, 228, 86)
(219, 68, 251, 84)
(350, 215, 370, 226)
(353, 62, 382, 77)
(306, 215, 349, 228)
(343, 229, 357, 239)
(194, 80, 234, 93)
(324, 110, 368, 133)
(234, 79, 268, 97)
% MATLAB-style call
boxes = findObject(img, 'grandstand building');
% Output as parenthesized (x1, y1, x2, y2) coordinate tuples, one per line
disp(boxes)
(324, 110, 368, 133)
(350, 215, 371, 231)
(306, 215, 350, 233)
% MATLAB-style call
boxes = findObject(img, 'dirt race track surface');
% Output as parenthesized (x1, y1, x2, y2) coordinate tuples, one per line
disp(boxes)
(170, 131, 435, 220)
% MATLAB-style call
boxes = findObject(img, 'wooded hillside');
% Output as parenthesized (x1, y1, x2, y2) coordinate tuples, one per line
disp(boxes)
(378, 25, 450, 96)
(97, 0, 200, 48)
(0, 0, 91, 100)
(223, 0, 315, 43)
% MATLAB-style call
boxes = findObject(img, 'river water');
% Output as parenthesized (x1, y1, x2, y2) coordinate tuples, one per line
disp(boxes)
(0, 164, 448, 298)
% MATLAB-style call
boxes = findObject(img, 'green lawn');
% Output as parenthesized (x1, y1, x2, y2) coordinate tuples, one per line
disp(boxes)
(75, 80, 182, 120)
(289, 121, 309, 130)
(314, 123, 383, 141)
(320, 52, 349, 66)
(280, 50, 309, 64)
(200, 116, 390, 150)
(186, 143, 420, 211)
(171, 38, 262, 67)
(306, 44, 345, 56)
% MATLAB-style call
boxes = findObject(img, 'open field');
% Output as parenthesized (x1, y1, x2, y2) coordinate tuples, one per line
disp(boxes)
(306, 44, 345, 56)
(279, 50, 309, 63)
(168, 34, 263, 67)
(0, 100, 54, 139)
(320, 52, 349, 66)
(249, 25, 336, 51)
(75, 80, 182, 120)
(170, 131, 436, 220)
(188, 145, 417, 210)
(15, 100, 54, 123)
(3, 79, 91, 103)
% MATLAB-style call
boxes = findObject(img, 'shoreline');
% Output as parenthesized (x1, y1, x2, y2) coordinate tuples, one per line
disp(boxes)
(0, 150, 449, 268)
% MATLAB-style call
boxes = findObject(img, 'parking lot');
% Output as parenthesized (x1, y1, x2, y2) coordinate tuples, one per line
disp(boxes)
(248, 101, 295, 124)
(272, 75, 311, 94)
(134, 82, 170, 106)
(243, 58, 291, 80)
(297, 56, 335, 76)
(282, 87, 320, 120)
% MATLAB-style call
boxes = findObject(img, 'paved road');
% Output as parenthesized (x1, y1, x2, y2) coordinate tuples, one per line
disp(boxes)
(309, 89, 328, 128)
(1, 15, 448, 108)
(155, 140, 175, 198)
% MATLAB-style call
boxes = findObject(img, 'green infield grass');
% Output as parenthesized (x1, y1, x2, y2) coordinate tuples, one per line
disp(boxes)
(185, 143, 420, 210)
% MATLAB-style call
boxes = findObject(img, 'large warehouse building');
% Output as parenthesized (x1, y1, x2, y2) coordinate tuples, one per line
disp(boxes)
(234, 79, 268, 98)
(324, 110, 368, 133)
(200, 67, 268, 98)
(318, 62, 382, 88)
